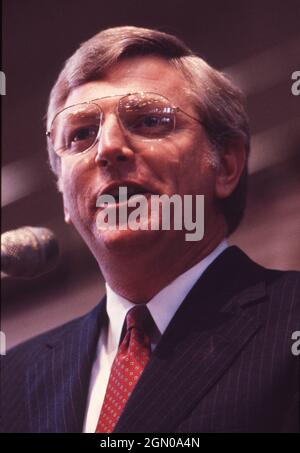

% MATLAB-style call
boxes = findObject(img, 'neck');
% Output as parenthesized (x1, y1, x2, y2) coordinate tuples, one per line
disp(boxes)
(97, 220, 227, 303)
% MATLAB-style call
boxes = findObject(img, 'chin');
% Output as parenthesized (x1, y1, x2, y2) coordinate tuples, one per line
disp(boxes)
(91, 207, 163, 252)
(95, 226, 163, 253)
(99, 230, 162, 254)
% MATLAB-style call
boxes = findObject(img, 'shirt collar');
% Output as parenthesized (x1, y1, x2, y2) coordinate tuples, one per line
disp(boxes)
(105, 239, 228, 350)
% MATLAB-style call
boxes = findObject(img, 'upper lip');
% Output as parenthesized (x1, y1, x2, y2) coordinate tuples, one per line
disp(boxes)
(98, 180, 153, 198)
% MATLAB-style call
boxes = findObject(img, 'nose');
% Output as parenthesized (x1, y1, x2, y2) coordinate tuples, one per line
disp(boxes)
(94, 114, 135, 168)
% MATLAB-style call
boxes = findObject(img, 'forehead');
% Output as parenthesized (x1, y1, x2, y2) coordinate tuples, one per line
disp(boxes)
(65, 55, 191, 108)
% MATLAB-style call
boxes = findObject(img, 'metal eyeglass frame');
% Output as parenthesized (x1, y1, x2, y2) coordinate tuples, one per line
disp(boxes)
(46, 91, 203, 156)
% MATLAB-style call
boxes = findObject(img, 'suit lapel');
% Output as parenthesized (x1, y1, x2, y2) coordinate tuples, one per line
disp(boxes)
(26, 299, 107, 433)
(114, 247, 267, 432)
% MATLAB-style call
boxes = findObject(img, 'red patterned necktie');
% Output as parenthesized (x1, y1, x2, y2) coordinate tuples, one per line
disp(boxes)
(95, 304, 153, 433)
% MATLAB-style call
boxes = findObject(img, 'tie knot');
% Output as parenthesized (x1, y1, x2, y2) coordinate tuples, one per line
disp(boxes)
(125, 305, 153, 335)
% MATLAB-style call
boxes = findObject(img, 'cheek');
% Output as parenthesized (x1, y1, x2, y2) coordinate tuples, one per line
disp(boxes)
(175, 135, 217, 194)
(136, 143, 182, 193)
(60, 159, 93, 222)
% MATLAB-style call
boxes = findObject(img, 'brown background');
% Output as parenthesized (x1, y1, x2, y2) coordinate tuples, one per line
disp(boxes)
(1, 0, 300, 349)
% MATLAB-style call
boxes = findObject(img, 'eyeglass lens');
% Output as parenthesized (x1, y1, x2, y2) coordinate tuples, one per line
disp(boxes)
(50, 93, 176, 156)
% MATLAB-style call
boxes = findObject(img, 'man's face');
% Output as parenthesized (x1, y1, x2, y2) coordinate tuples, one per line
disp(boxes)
(58, 56, 219, 260)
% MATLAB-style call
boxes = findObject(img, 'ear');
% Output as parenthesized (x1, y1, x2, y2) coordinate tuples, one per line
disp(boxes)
(63, 206, 72, 224)
(215, 140, 247, 199)
(57, 177, 72, 225)
(57, 176, 63, 193)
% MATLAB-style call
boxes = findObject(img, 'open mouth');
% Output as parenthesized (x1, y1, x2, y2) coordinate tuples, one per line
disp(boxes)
(111, 186, 148, 202)
(97, 182, 152, 207)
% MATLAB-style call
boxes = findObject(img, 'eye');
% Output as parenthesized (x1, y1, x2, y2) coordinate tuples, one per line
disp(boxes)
(128, 114, 174, 137)
(71, 126, 98, 143)
(63, 125, 99, 154)
(142, 115, 172, 128)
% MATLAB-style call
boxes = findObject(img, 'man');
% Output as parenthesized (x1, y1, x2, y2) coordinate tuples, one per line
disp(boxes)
(1, 26, 299, 433)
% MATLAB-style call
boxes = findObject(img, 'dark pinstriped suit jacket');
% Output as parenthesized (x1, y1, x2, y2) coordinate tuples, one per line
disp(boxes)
(1, 247, 299, 433)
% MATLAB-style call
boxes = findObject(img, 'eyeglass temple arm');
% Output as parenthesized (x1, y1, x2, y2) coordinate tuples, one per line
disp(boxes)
(176, 107, 203, 126)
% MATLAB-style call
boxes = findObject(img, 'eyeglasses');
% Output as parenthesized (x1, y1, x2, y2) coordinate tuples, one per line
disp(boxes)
(46, 92, 202, 156)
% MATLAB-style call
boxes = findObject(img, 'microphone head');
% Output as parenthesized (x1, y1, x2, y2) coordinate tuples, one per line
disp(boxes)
(1, 226, 59, 278)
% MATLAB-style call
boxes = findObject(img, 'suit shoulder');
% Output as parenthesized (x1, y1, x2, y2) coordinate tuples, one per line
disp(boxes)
(226, 247, 300, 316)
(264, 267, 300, 292)
(4, 315, 81, 367)
(5, 302, 102, 364)
(263, 268, 300, 315)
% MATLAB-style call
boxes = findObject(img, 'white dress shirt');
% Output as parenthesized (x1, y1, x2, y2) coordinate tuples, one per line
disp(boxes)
(83, 240, 228, 432)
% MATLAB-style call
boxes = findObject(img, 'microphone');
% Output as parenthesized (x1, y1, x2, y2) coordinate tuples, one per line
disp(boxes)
(1, 226, 59, 278)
